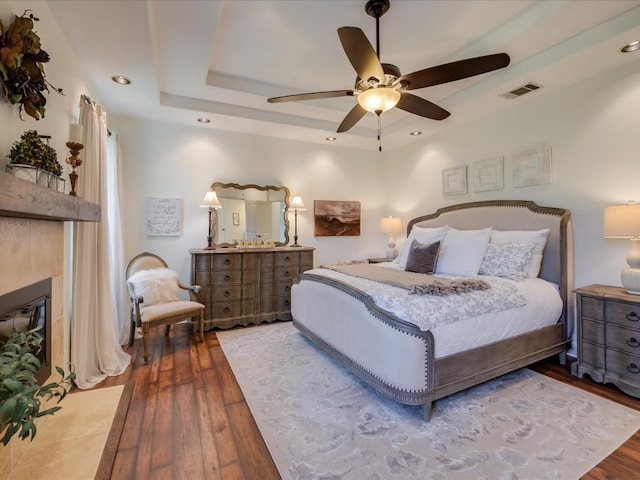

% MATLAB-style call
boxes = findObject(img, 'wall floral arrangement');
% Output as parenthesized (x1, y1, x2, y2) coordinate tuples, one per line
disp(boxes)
(0, 10, 63, 120)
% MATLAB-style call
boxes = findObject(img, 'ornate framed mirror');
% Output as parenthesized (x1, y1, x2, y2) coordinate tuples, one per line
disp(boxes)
(210, 182, 291, 247)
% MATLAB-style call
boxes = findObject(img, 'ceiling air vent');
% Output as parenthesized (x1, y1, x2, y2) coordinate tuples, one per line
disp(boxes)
(500, 82, 542, 100)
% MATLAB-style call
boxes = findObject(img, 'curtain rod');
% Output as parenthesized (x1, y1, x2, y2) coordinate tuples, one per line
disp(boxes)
(81, 94, 112, 136)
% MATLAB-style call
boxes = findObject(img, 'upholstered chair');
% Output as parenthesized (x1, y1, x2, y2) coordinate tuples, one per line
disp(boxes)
(125, 252, 205, 362)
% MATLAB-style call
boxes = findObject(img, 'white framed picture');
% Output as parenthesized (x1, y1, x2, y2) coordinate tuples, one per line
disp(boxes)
(512, 146, 552, 188)
(145, 197, 182, 236)
(442, 165, 467, 196)
(472, 156, 504, 192)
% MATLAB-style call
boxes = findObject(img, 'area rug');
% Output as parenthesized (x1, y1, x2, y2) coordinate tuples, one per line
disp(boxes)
(218, 322, 640, 480)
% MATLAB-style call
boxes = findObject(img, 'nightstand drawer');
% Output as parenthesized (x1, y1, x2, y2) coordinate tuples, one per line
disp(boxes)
(582, 318, 604, 344)
(605, 349, 640, 380)
(606, 299, 640, 327)
(605, 324, 640, 356)
(580, 296, 604, 321)
(581, 341, 604, 368)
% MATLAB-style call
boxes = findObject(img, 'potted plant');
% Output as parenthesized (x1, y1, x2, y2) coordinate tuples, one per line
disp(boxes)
(0, 10, 64, 120)
(7, 130, 64, 191)
(0, 327, 74, 446)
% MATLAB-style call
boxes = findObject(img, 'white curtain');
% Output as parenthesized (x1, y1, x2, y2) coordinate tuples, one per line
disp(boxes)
(71, 98, 130, 389)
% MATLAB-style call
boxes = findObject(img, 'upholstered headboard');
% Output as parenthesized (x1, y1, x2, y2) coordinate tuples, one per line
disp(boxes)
(407, 200, 574, 325)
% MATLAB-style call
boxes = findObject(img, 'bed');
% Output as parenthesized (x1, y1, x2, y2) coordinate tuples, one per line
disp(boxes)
(291, 200, 573, 420)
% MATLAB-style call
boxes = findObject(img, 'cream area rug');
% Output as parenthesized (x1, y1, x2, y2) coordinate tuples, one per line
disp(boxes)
(217, 322, 640, 480)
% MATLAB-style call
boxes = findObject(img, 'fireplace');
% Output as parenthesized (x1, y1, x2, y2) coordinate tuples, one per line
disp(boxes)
(0, 278, 52, 385)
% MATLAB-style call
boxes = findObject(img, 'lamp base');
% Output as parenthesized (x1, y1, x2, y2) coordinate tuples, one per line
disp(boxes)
(385, 248, 398, 260)
(622, 267, 640, 295)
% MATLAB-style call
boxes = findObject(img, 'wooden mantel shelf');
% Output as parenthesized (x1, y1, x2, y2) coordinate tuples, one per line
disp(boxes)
(0, 171, 100, 222)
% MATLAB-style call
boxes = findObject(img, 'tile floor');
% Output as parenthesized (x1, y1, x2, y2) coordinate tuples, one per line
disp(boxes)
(7, 385, 124, 480)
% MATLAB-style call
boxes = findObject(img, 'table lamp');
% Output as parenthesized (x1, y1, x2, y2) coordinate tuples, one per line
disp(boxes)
(200, 190, 222, 249)
(290, 195, 306, 247)
(380, 216, 402, 260)
(604, 201, 640, 294)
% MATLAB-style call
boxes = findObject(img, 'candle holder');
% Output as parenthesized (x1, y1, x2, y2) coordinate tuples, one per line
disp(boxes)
(65, 141, 84, 196)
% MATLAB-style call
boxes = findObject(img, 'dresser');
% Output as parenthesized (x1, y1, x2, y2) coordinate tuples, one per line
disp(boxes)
(190, 247, 314, 329)
(572, 284, 640, 397)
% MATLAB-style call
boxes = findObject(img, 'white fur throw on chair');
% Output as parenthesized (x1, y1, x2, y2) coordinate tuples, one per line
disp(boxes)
(127, 268, 181, 306)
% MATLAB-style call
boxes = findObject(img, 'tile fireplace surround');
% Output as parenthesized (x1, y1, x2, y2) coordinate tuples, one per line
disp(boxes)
(0, 172, 100, 474)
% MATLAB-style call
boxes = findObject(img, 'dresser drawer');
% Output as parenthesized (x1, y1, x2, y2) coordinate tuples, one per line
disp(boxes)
(606, 299, 640, 327)
(242, 253, 257, 269)
(211, 300, 242, 318)
(605, 348, 640, 380)
(192, 254, 211, 271)
(274, 266, 296, 283)
(274, 281, 293, 297)
(211, 270, 242, 285)
(274, 295, 292, 311)
(580, 296, 604, 321)
(581, 341, 604, 368)
(211, 285, 243, 302)
(582, 318, 604, 345)
(605, 324, 640, 356)
(275, 252, 299, 268)
(212, 254, 242, 270)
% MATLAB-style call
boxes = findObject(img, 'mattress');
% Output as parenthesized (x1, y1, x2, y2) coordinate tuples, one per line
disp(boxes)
(298, 262, 563, 358)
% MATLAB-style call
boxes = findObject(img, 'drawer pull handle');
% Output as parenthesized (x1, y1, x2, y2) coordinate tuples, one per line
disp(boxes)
(223, 307, 230, 314)
(224, 274, 231, 281)
(626, 337, 640, 348)
(627, 363, 640, 374)
(224, 259, 231, 265)
(626, 312, 640, 322)
(224, 291, 230, 298)
(284, 271, 291, 278)
(284, 299, 290, 306)
(285, 285, 290, 292)
(285, 256, 291, 262)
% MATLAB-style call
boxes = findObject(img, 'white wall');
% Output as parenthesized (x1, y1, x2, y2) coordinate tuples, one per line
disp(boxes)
(384, 59, 640, 292)
(111, 117, 387, 281)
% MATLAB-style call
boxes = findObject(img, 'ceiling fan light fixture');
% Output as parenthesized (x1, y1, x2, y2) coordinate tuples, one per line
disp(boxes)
(357, 87, 401, 114)
(621, 40, 640, 53)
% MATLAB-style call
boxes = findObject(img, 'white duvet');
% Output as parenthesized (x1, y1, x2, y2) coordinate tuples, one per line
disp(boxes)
(302, 262, 563, 358)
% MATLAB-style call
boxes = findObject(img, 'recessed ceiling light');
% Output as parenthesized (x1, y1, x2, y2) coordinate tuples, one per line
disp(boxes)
(197, 117, 211, 124)
(410, 131, 422, 136)
(111, 75, 131, 85)
(621, 40, 640, 53)
(326, 136, 336, 142)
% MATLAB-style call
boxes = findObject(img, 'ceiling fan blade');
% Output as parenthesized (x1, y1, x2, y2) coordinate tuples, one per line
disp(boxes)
(268, 90, 354, 103)
(337, 104, 367, 133)
(337, 27, 385, 83)
(396, 93, 450, 120)
(399, 53, 511, 90)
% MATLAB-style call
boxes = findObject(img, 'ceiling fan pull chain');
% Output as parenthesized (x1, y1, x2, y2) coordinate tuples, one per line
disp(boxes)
(378, 115, 382, 152)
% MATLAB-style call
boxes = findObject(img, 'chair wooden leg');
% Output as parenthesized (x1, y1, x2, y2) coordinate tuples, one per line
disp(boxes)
(128, 318, 135, 346)
(143, 325, 150, 362)
(199, 311, 205, 342)
(165, 324, 171, 336)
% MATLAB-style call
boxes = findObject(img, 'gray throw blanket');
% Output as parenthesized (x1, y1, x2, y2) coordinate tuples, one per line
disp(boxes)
(322, 263, 490, 296)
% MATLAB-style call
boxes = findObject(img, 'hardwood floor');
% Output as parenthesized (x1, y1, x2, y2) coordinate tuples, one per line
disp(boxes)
(96, 323, 640, 479)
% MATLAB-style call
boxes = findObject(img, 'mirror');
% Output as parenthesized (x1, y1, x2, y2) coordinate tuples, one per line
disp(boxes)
(211, 182, 291, 247)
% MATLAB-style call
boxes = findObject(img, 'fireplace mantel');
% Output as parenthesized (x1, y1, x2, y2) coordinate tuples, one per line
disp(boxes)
(0, 171, 100, 222)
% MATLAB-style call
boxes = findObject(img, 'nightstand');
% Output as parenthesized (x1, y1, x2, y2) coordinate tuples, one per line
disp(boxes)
(572, 284, 640, 398)
(367, 257, 390, 264)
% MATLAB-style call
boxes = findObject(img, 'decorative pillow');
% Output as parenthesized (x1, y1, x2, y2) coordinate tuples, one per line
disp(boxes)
(490, 229, 550, 278)
(127, 268, 181, 307)
(435, 228, 492, 276)
(405, 240, 440, 274)
(395, 225, 449, 269)
(479, 242, 538, 281)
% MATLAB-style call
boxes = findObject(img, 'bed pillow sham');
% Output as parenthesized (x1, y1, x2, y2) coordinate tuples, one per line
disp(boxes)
(405, 239, 441, 274)
(435, 227, 492, 276)
(490, 229, 550, 278)
(479, 241, 538, 281)
(396, 225, 449, 269)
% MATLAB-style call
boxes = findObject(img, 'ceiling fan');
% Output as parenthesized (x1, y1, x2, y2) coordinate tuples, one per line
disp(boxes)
(267, 0, 510, 147)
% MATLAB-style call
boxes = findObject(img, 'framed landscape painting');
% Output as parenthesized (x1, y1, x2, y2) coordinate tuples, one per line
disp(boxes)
(314, 200, 361, 236)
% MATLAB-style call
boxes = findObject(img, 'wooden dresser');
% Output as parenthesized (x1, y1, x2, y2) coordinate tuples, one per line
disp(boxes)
(572, 284, 640, 397)
(190, 247, 314, 329)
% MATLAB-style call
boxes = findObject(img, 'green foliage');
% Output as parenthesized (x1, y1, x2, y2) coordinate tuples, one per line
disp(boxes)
(0, 327, 75, 446)
(8, 130, 62, 175)
(0, 10, 64, 120)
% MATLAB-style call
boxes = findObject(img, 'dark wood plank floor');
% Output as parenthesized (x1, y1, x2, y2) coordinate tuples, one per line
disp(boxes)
(96, 323, 640, 479)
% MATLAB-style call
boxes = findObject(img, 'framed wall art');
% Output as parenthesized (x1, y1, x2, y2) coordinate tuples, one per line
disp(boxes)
(314, 200, 361, 236)
(512, 145, 552, 188)
(145, 197, 182, 236)
(472, 156, 504, 193)
(442, 165, 467, 196)
(232, 212, 240, 226)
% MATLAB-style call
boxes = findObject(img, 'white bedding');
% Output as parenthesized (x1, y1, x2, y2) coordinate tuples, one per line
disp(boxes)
(300, 262, 563, 358)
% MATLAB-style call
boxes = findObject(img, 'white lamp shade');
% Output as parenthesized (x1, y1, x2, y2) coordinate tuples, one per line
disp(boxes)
(604, 203, 640, 238)
(200, 190, 222, 209)
(379, 216, 402, 234)
(357, 87, 401, 113)
(290, 195, 306, 211)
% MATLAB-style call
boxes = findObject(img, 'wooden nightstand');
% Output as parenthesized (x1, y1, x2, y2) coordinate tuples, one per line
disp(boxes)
(572, 284, 640, 398)
(367, 257, 390, 264)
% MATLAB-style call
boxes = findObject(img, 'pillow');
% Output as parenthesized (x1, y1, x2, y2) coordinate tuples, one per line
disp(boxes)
(479, 242, 538, 281)
(435, 228, 492, 276)
(490, 229, 550, 278)
(396, 225, 449, 269)
(127, 267, 181, 307)
(405, 240, 440, 274)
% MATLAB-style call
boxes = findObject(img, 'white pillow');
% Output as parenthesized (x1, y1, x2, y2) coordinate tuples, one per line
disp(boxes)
(479, 242, 538, 281)
(435, 228, 492, 276)
(127, 268, 181, 307)
(396, 225, 449, 269)
(490, 229, 550, 278)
